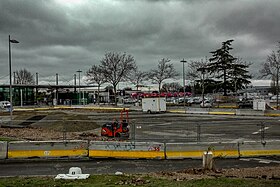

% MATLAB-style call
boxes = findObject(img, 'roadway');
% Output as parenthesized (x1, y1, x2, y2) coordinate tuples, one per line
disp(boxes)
(0, 157, 279, 177)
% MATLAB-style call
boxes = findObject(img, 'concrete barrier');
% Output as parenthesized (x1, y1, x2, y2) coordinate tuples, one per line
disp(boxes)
(166, 142, 239, 159)
(0, 141, 8, 159)
(186, 108, 209, 114)
(265, 110, 280, 117)
(8, 140, 88, 159)
(208, 108, 235, 115)
(239, 141, 280, 157)
(89, 141, 164, 159)
(236, 109, 264, 116)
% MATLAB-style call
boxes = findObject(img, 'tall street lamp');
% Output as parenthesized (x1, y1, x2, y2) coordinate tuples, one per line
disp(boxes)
(9, 35, 19, 125)
(181, 59, 187, 113)
(198, 67, 206, 107)
(76, 69, 82, 105)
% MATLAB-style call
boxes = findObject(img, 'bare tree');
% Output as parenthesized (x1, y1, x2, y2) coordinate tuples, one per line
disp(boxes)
(260, 42, 280, 108)
(161, 82, 182, 92)
(100, 52, 136, 105)
(186, 58, 210, 81)
(128, 68, 148, 91)
(186, 58, 210, 105)
(86, 65, 107, 105)
(14, 68, 35, 85)
(148, 58, 178, 92)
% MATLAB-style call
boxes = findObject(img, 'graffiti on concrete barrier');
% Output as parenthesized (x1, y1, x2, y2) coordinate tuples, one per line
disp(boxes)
(148, 145, 161, 152)
(73, 143, 87, 150)
(105, 143, 136, 150)
(223, 144, 235, 150)
(44, 151, 50, 156)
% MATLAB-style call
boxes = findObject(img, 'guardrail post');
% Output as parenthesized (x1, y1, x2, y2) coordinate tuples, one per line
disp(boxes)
(164, 141, 167, 160)
(237, 142, 241, 158)
(257, 122, 266, 146)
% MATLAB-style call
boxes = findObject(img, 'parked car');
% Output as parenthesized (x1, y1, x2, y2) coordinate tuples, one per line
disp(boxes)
(0, 101, 11, 109)
(178, 97, 190, 103)
(193, 97, 203, 104)
(200, 100, 212, 108)
(123, 97, 134, 104)
(238, 99, 253, 109)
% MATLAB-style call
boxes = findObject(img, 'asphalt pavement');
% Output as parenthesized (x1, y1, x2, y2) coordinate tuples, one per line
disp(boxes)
(0, 157, 279, 177)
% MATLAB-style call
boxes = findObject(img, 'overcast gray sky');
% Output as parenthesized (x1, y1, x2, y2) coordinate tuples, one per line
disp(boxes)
(0, 0, 279, 86)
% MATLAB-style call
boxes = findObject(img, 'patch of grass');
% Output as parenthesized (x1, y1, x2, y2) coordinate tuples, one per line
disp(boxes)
(0, 175, 279, 187)
(0, 137, 18, 142)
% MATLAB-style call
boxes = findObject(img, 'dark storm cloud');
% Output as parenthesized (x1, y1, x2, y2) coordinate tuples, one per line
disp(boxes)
(0, 0, 279, 85)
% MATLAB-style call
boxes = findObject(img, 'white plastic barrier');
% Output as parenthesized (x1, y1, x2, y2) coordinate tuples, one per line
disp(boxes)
(166, 142, 239, 159)
(89, 141, 164, 159)
(239, 140, 280, 157)
(8, 140, 88, 159)
(0, 141, 8, 159)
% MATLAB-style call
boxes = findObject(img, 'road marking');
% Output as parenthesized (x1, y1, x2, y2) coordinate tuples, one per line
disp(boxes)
(230, 138, 244, 143)
(147, 122, 172, 127)
(252, 127, 270, 135)
(240, 158, 280, 164)
(252, 158, 280, 164)
(259, 160, 271, 164)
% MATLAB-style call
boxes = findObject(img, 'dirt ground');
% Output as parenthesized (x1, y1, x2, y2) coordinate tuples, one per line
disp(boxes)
(0, 110, 107, 141)
(0, 126, 105, 141)
(152, 166, 280, 181)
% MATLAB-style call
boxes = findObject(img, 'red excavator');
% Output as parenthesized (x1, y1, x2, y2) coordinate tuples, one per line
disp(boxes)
(101, 109, 129, 138)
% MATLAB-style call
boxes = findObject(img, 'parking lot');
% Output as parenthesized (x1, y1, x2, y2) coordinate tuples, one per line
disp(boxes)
(1, 108, 280, 143)
(63, 110, 280, 143)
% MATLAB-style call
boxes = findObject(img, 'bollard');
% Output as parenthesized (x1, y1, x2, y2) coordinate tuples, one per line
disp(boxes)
(203, 151, 213, 170)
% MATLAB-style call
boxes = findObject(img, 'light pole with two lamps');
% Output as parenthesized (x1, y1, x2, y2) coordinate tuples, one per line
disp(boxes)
(9, 35, 19, 125)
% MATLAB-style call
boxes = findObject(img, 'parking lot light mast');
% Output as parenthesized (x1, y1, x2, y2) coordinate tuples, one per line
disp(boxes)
(9, 35, 19, 125)
(181, 59, 187, 113)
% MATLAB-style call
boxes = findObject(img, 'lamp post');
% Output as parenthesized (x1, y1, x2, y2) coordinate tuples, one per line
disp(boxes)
(181, 59, 187, 113)
(9, 35, 19, 125)
(76, 69, 82, 105)
(198, 67, 206, 107)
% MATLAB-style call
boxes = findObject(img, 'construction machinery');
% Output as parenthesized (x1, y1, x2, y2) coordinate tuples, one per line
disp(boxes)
(101, 109, 129, 138)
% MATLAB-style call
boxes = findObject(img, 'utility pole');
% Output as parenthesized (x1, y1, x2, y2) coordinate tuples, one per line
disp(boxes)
(13, 72, 16, 84)
(74, 74, 77, 92)
(76, 70, 82, 105)
(181, 59, 187, 113)
(35, 72, 38, 105)
(56, 73, 59, 104)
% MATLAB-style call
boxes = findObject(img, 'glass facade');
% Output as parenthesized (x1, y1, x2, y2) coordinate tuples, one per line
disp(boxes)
(0, 86, 35, 106)
(0, 86, 90, 106)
